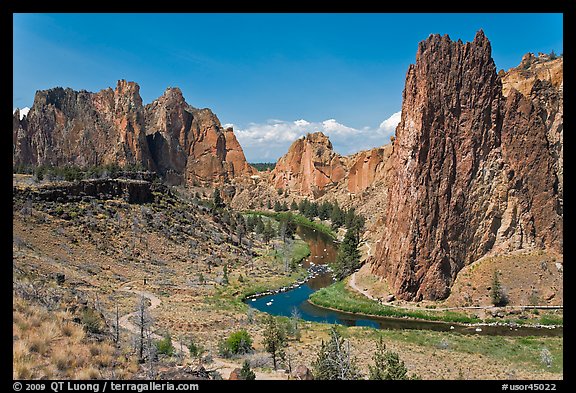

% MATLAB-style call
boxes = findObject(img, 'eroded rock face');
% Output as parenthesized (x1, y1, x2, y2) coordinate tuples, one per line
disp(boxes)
(270, 132, 347, 197)
(502, 56, 563, 207)
(370, 31, 563, 301)
(144, 87, 255, 185)
(13, 80, 153, 169)
(346, 147, 390, 194)
(13, 81, 255, 186)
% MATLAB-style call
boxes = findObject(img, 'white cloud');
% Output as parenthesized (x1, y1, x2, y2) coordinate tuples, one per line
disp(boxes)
(233, 111, 401, 162)
(379, 111, 401, 133)
(13, 107, 30, 120)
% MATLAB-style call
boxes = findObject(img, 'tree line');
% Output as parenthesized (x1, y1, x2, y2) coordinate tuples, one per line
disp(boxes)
(14, 163, 149, 182)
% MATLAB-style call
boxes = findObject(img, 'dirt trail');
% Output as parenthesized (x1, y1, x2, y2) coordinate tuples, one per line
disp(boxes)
(117, 283, 286, 380)
(348, 272, 562, 313)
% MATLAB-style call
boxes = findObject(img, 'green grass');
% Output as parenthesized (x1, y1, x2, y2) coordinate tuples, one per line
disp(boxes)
(381, 330, 562, 373)
(285, 240, 311, 264)
(309, 281, 480, 324)
(245, 210, 337, 238)
(212, 240, 310, 301)
(539, 314, 563, 326)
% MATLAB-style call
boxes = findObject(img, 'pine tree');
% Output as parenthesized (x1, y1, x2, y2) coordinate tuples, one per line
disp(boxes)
(491, 271, 508, 306)
(255, 216, 265, 234)
(213, 187, 224, 209)
(333, 228, 361, 280)
(262, 315, 287, 370)
(290, 200, 298, 211)
(222, 265, 229, 285)
(330, 203, 345, 228)
(274, 200, 282, 212)
(263, 220, 275, 244)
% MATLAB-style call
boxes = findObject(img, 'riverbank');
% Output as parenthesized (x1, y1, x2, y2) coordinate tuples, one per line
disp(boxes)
(244, 210, 337, 239)
(309, 279, 563, 328)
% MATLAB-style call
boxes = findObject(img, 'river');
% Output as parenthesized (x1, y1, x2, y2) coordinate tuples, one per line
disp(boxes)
(246, 224, 562, 337)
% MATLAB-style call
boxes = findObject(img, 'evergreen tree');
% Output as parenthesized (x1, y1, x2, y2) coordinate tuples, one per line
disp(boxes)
(279, 213, 297, 243)
(318, 201, 331, 220)
(330, 203, 345, 228)
(246, 215, 256, 232)
(333, 228, 361, 280)
(262, 315, 287, 370)
(213, 187, 224, 209)
(222, 265, 229, 285)
(307, 201, 318, 218)
(267, 200, 272, 210)
(368, 336, 417, 380)
(255, 216, 265, 234)
(263, 220, 275, 244)
(298, 199, 309, 215)
(344, 208, 356, 228)
(281, 201, 289, 211)
(290, 200, 298, 211)
(240, 360, 256, 380)
(491, 271, 508, 306)
(312, 326, 362, 380)
(274, 200, 282, 212)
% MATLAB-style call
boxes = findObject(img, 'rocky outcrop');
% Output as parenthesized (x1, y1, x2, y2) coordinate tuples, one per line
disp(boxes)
(270, 132, 347, 197)
(502, 55, 563, 208)
(144, 87, 255, 186)
(370, 31, 563, 301)
(346, 146, 391, 194)
(501, 53, 563, 97)
(13, 80, 154, 169)
(13, 81, 255, 186)
(13, 178, 156, 204)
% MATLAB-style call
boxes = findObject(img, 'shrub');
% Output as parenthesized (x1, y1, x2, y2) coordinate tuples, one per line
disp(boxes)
(188, 338, 204, 358)
(218, 330, 253, 357)
(491, 271, 509, 307)
(240, 360, 256, 380)
(81, 308, 103, 334)
(156, 334, 175, 356)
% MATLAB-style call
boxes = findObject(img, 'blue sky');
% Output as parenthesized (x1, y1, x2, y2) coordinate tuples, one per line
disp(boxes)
(13, 13, 563, 162)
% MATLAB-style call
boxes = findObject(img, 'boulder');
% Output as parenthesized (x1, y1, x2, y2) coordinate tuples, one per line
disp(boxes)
(293, 365, 314, 380)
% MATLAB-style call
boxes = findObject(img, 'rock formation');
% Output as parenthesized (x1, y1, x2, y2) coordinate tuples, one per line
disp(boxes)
(13, 80, 153, 169)
(144, 87, 255, 185)
(270, 132, 347, 197)
(13, 81, 255, 186)
(370, 31, 563, 301)
(502, 54, 563, 207)
(346, 146, 391, 194)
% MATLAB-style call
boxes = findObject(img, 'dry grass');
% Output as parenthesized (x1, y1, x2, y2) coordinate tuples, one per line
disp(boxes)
(12, 289, 135, 380)
(75, 367, 100, 380)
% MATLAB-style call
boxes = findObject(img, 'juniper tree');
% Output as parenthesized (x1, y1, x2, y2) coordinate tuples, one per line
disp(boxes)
(240, 360, 256, 380)
(262, 315, 287, 370)
(368, 336, 418, 380)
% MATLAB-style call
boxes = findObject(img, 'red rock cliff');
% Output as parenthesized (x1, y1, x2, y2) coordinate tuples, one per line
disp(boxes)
(13, 81, 255, 185)
(270, 132, 346, 197)
(144, 87, 255, 185)
(370, 31, 563, 300)
(13, 80, 153, 169)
